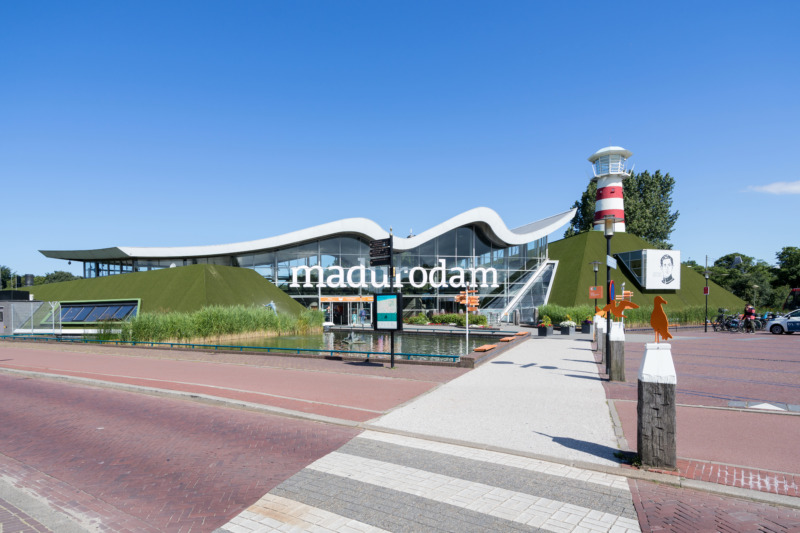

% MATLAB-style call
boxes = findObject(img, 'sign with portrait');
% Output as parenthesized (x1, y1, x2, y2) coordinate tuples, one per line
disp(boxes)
(644, 250, 681, 290)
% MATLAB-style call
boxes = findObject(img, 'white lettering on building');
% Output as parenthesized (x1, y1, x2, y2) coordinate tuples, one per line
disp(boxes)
(289, 262, 500, 289)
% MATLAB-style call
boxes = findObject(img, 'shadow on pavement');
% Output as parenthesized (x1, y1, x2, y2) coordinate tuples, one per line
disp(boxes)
(564, 374, 603, 381)
(534, 432, 624, 463)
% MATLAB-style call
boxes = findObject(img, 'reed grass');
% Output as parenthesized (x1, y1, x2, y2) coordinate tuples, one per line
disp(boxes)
(537, 303, 710, 328)
(119, 306, 324, 343)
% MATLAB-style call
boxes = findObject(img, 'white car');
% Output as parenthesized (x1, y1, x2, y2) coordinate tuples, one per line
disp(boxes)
(766, 309, 800, 334)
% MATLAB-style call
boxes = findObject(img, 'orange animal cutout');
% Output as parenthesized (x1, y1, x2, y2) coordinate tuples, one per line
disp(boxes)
(596, 300, 639, 319)
(651, 295, 673, 343)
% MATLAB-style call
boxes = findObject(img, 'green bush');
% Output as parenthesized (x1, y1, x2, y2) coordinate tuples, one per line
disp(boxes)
(538, 304, 594, 325)
(119, 306, 324, 343)
(429, 313, 488, 327)
(406, 314, 430, 325)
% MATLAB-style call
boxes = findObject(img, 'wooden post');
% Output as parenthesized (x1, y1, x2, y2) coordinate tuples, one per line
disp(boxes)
(637, 343, 677, 469)
(608, 321, 625, 382)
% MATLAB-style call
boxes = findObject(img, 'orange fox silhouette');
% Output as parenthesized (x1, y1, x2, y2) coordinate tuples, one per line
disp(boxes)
(595, 300, 639, 319)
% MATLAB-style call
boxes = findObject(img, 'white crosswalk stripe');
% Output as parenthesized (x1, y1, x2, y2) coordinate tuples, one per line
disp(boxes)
(305, 451, 639, 533)
(357, 431, 631, 491)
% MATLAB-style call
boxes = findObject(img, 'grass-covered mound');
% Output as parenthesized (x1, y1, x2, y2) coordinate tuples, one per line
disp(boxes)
(25, 264, 305, 315)
(119, 306, 324, 343)
(548, 232, 744, 312)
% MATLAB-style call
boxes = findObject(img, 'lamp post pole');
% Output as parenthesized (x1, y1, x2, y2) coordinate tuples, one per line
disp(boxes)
(590, 261, 600, 311)
(704, 271, 709, 333)
(604, 217, 614, 376)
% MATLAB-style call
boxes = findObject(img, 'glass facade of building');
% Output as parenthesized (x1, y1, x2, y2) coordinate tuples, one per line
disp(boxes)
(79, 225, 555, 323)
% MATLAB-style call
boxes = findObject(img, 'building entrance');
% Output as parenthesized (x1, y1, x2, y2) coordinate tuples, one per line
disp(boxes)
(321, 296, 372, 326)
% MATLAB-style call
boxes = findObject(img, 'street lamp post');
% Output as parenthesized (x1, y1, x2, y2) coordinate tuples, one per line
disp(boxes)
(704, 271, 710, 333)
(590, 261, 601, 310)
(753, 284, 759, 308)
(604, 216, 615, 377)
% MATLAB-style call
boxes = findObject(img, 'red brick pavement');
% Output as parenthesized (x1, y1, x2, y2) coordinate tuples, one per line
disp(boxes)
(0, 374, 360, 532)
(679, 460, 800, 498)
(0, 342, 468, 422)
(629, 478, 800, 532)
(602, 331, 800, 497)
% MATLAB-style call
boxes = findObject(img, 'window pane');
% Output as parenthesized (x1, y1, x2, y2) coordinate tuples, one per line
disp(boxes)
(99, 306, 120, 320)
(85, 306, 109, 322)
(113, 305, 135, 319)
(436, 230, 456, 256)
(73, 307, 92, 321)
(60, 307, 80, 321)
(456, 227, 473, 257)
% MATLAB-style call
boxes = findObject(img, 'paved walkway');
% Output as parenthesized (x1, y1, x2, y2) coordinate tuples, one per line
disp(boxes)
(217, 336, 644, 532)
(371, 337, 620, 466)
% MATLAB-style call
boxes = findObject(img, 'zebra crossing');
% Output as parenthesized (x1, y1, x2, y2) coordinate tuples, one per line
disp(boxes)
(217, 431, 640, 533)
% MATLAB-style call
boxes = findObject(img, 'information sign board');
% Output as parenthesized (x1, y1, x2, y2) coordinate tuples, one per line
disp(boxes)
(374, 294, 403, 331)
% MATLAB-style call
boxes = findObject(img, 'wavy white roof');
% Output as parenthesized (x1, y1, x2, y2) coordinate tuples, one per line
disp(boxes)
(40, 207, 576, 261)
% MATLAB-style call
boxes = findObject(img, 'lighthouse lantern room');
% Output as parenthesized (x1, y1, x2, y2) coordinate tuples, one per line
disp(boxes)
(589, 146, 632, 233)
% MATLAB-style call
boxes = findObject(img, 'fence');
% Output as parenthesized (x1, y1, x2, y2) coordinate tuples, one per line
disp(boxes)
(1, 301, 62, 336)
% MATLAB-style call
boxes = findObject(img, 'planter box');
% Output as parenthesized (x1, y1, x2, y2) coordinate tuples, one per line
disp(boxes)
(581, 323, 593, 334)
(560, 326, 575, 335)
(537, 326, 553, 336)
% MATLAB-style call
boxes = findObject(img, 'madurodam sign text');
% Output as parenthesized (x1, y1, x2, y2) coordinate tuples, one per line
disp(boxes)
(290, 260, 499, 289)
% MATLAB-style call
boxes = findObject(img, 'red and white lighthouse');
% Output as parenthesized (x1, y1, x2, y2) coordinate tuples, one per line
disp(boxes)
(589, 146, 632, 232)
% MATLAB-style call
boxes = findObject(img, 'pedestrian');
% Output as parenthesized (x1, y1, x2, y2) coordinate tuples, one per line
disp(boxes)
(359, 308, 366, 325)
(351, 310, 357, 326)
(743, 304, 757, 333)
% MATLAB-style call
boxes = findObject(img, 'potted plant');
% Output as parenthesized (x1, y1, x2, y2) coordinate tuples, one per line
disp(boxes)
(537, 315, 553, 336)
(581, 316, 593, 334)
(559, 319, 576, 335)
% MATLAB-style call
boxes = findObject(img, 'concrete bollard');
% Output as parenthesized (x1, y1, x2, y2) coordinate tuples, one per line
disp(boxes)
(637, 343, 677, 469)
(594, 318, 606, 361)
(608, 321, 625, 382)
(593, 315, 603, 344)
(594, 317, 606, 352)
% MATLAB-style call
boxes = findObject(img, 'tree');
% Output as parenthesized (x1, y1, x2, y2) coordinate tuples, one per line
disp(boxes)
(1, 265, 10, 289)
(707, 253, 777, 308)
(775, 247, 800, 288)
(41, 271, 81, 284)
(563, 182, 597, 238)
(564, 170, 679, 249)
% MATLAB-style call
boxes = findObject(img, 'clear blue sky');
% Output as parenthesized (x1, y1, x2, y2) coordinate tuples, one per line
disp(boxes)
(3, 1, 798, 277)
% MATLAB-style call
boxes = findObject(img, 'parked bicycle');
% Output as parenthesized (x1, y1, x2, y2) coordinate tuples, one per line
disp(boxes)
(712, 309, 744, 332)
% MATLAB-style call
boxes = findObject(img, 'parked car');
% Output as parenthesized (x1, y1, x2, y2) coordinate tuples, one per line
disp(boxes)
(766, 309, 800, 334)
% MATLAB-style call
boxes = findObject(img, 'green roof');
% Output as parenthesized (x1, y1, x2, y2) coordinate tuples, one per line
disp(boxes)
(548, 232, 744, 310)
(25, 264, 306, 315)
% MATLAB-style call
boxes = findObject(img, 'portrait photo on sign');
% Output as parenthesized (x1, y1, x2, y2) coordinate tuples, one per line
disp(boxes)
(644, 250, 681, 290)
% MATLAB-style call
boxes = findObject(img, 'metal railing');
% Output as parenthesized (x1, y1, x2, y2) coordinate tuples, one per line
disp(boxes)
(0, 335, 461, 363)
(330, 325, 520, 336)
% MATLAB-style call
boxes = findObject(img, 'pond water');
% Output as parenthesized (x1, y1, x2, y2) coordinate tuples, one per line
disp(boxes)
(235, 330, 487, 357)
